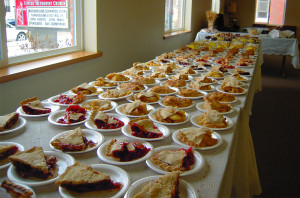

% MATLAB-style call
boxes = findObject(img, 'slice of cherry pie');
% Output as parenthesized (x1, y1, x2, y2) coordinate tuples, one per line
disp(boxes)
(106, 139, 150, 162)
(129, 118, 163, 138)
(0, 144, 19, 161)
(90, 111, 124, 129)
(152, 147, 194, 172)
(0, 112, 19, 131)
(50, 127, 95, 152)
(55, 161, 122, 192)
(20, 97, 51, 115)
(9, 147, 58, 180)
(57, 105, 87, 124)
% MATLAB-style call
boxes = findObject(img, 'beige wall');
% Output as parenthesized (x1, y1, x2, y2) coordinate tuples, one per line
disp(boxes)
(0, 0, 211, 114)
(235, 0, 300, 41)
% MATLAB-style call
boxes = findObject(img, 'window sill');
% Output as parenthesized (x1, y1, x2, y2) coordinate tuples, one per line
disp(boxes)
(163, 30, 192, 39)
(0, 51, 103, 83)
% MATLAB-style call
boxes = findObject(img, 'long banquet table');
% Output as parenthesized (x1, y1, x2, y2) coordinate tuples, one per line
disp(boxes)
(0, 46, 263, 197)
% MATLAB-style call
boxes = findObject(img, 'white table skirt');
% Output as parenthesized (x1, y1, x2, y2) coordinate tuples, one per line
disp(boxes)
(195, 31, 300, 69)
(0, 51, 262, 197)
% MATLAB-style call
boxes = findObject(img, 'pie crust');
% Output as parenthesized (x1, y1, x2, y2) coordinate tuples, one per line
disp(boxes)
(57, 105, 87, 124)
(106, 139, 150, 162)
(106, 73, 130, 81)
(1, 180, 33, 198)
(149, 86, 175, 94)
(189, 81, 212, 90)
(119, 82, 145, 91)
(152, 147, 194, 172)
(206, 92, 235, 102)
(50, 127, 95, 151)
(203, 97, 231, 113)
(178, 88, 203, 97)
(154, 106, 186, 123)
(56, 161, 122, 192)
(0, 112, 19, 131)
(165, 79, 186, 87)
(92, 77, 117, 87)
(178, 127, 218, 147)
(9, 147, 58, 179)
(102, 88, 132, 98)
(71, 83, 98, 95)
(133, 91, 160, 103)
(54, 92, 86, 105)
(120, 101, 150, 116)
(199, 110, 228, 128)
(82, 99, 112, 111)
(134, 171, 180, 198)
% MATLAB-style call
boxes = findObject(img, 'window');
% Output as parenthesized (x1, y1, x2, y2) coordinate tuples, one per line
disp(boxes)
(255, 0, 286, 25)
(0, 0, 82, 67)
(211, 0, 220, 14)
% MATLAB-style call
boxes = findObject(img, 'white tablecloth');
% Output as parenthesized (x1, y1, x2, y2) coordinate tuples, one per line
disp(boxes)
(195, 31, 300, 69)
(0, 52, 263, 197)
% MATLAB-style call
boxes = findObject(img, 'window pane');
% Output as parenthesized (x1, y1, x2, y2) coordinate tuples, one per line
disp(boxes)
(257, 2, 269, 12)
(269, 0, 285, 25)
(5, 0, 77, 58)
(171, 0, 184, 30)
(257, 12, 268, 18)
(255, 0, 270, 23)
(165, 0, 172, 31)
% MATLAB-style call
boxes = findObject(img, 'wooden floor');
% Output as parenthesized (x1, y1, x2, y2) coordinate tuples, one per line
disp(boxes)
(250, 54, 300, 197)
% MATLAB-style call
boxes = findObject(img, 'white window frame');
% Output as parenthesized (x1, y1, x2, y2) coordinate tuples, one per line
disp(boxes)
(255, 0, 286, 25)
(0, 0, 82, 68)
(165, 0, 191, 34)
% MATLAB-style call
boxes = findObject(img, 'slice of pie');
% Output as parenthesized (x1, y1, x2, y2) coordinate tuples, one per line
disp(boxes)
(106, 139, 150, 162)
(199, 110, 228, 128)
(134, 171, 180, 198)
(56, 161, 122, 192)
(1, 180, 33, 198)
(9, 147, 58, 180)
(178, 127, 218, 147)
(81, 99, 112, 111)
(0, 112, 19, 131)
(50, 127, 95, 152)
(203, 97, 231, 113)
(54, 92, 86, 105)
(152, 147, 194, 172)
(154, 106, 186, 123)
(0, 144, 19, 161)
(129, 118, 163, 138)
(20, 97, 51, 115)
(57, 105, 86, 124)
(90, 110, 124, 129)
(162, 96, 193, 108)
(71, 82, 97, 95)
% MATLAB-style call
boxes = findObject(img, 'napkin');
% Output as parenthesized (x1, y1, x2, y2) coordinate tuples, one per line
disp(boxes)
(268, 29, 280, 38)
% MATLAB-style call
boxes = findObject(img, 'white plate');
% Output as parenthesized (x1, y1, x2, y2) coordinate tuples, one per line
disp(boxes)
(59, 164, 130, 198)
(172, 127, 223, 150)
(16, 103, 60, 117)
(0, 142, 24, 169)
(98, 92, 133, 101)
(97, 139, 153, 165)
(121, 122, 170, 141)
(88, 81, 117, 89)
(125, 176, 198, 198)
(190, 114, 234, 131)
(126, 95, 159, 105)
(49, 129, 104, 154)
(48, 110, 90, 126)
(7, 151, 75, 186)
(176, 90, 208, 100)
(48, 94, 86, 107)
(115, 103, 154, 118)
(68, 87, 104, 97)
(148, 109, 190, 126)
(187, 85, 216, 92)
(196, 102, 234, 115)
(216, 85, 247, 95)
(80, 99, 117, 112)
(0, 117, 26, 135)
(85, 113, 130, 132)
(148, 87, 179, 96)
(146, 145, 205, 176)
(117, 85, 148, 93)
(158, 98, 195, 110)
